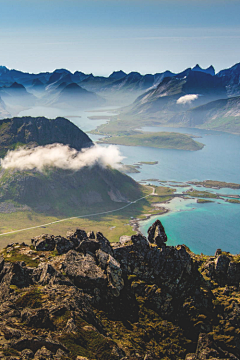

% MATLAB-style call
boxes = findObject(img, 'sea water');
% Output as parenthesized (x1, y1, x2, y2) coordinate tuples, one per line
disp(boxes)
(117, 126, 240, 255)
(139, 199, 240, 255)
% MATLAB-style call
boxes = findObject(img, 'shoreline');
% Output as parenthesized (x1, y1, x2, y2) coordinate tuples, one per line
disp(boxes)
(130, 207, 170, 234)
(130, 195, 188, 235)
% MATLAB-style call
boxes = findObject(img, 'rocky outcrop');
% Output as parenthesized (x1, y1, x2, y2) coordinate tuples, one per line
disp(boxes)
(147, 219, 167, 247)
(0, 220, 240, 359)
(201, 250, 240, 286)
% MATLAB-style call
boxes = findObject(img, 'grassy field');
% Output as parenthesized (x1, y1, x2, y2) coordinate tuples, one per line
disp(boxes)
(199, 116, 240, 134)
(98, 131, 204, 151)
(185, 190, 219, 198)
(197, 199, 214, 203)
(0, 185, 175, 249)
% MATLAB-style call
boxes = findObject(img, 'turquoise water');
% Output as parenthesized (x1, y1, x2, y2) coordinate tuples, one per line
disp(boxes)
(140, 199, 240, 255)
(117, 126, 240, 255)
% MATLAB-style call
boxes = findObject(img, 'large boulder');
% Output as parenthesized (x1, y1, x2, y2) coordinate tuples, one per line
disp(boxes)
(31, 234, 56, 251)
(62, 250, 108, 292)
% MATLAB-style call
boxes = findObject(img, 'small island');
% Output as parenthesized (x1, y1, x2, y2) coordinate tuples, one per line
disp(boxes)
(98, 131, 204, 151)
(185, 189, 219, 198)
(188, 180, 240, 189)
(197, 199, 214, 203)
(226, 199, 240, 204)
(138, 161, 158, 165)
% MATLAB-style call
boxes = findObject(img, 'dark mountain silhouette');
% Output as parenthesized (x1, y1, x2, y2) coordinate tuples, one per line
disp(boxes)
(192, 64, 215, 76)
(109, 70, 127, 80)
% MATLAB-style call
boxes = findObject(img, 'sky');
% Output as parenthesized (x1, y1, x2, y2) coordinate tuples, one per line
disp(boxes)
(0, 0, 239, 76)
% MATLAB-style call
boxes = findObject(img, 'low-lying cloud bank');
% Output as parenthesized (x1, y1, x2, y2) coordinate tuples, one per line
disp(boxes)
(0, 143, 124, 171)
(177, 94, 198, 105)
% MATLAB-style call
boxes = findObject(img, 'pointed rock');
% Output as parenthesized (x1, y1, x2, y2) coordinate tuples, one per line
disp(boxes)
(147, 219, 167, 247)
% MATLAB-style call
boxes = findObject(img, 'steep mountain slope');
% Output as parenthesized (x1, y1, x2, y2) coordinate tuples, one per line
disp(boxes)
(125, 70, 227, 120)
(217, 62, 240, 96)
(0, 96, 11, 119)
(0, 165, 141, 215)
(170, 95, 240, 133)
(46, 83, 105, 108)
(0, 82, 37, 110)
(0, 116, 142, 215)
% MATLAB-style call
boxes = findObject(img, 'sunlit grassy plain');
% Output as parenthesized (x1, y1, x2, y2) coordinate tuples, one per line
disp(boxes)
(0, 185, 175, 248)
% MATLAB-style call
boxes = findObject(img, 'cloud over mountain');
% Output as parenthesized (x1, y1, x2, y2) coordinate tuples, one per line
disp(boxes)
(1, 143, 124, 172)
(176, 94, 199, 105)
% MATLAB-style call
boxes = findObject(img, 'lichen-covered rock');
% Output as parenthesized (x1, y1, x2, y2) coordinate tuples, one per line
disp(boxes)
(21, 348, 34, 359)
(34, 346, 54, 359)
(1, 223, 240, 359)
(21, 308, 53, 329)
(202, 253, 240, 286)
(3, 262, 33, 288)
(32, 234, 56, 251)
(96, 232, 113, 255)
(62, 250, 108, 292)
(185, 332, 239, 359)
(55, 236, 75, 255)
(76, 238, 100, 255)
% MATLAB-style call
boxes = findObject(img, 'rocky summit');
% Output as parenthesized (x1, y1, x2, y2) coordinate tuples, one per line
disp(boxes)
(0, 220, 240, 359)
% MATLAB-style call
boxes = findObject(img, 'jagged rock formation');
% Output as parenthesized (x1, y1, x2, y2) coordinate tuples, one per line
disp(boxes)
(147, 219, 167, 247)
(0, 220, 240, 359)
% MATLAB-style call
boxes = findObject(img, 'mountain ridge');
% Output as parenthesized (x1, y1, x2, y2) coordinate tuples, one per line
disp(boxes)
(0, 219, 240, 359)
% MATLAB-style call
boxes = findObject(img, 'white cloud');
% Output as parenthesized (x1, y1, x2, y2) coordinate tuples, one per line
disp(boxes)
(177, 94, 198, 105)
(0, 143, 124, 172)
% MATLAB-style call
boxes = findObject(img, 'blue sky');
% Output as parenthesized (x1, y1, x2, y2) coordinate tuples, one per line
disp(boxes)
(0, 0, 239, 75)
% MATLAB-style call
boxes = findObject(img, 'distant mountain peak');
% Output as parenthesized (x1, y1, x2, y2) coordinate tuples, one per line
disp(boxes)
(109, 70, 127, 80)
(192, 64, 215, 76)
(32, 78, 44, 86)
(9, 82, 25, 89)
(53, 68, 72, 75)
(0, 66, 9, 74)
(64, 82, 81, 90)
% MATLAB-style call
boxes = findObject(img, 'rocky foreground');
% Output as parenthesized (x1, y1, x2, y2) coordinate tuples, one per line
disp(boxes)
(0, 220, 240, 360)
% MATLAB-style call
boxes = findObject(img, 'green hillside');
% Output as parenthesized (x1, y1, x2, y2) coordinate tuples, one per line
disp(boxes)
(99, 131, 204, 151)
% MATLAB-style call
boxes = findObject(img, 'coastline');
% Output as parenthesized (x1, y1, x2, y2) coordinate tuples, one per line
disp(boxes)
(131, 195, 188, 235)
(130, 206, 169, 233)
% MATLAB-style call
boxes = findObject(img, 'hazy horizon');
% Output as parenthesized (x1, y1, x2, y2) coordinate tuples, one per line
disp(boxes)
(0, 0, 239, 76)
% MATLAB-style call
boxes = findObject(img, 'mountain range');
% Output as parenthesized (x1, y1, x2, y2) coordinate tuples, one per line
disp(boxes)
(0, 62, 240, 133)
